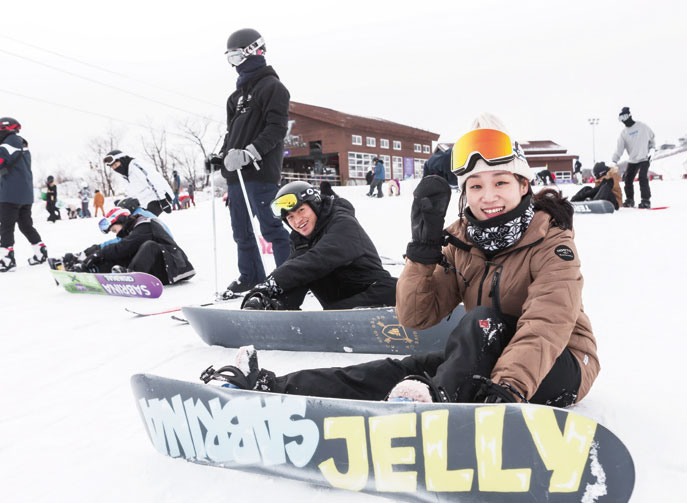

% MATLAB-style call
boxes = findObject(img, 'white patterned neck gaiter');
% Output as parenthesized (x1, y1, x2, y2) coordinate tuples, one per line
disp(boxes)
(465, 195, 535, 254)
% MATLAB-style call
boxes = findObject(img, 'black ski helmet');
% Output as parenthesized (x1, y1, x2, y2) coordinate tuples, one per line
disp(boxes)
(47, 175, 54, 184)
(117, 197, 141, 213)
(593, 162, 610, 179)
(0, 117, 21, 133)
(225, 28, 266, 67)
(271, 181, 322, 222)
(103, 150, 124, 167)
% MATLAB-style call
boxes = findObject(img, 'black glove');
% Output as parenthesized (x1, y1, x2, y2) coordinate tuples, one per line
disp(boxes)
(83, 244, 100, 256)
(82, 251, 103, 272)
(472, 376, 525, 403)
(240, 277, 283, 310)
(405, 175, 452, 264)
(205, 154, 223, 173)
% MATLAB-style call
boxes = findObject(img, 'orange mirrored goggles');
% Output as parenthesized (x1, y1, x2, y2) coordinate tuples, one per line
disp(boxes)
(451, 129, 516, 176)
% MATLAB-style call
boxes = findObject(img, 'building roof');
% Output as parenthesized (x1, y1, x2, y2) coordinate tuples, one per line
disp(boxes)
(520, 140, 567, 155)
(289, 101, 439, 140)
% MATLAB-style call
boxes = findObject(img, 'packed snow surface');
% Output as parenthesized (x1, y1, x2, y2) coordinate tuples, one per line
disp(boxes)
(2, 179, 686, 502)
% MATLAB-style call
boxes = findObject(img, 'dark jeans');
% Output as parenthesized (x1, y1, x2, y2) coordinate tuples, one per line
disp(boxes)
(570, 178, 618, 209)
(228, 181, 291, 284)
(0, 203, 42, 248)
(81, 202, 91, 217)
(624, 160, 651, 201)
(368, 179, 384, 197)
(46, 201, 60, 222)
(172, 192, 181, 210)
(278, 277, 398, 310)
(271, 306, 581, 406)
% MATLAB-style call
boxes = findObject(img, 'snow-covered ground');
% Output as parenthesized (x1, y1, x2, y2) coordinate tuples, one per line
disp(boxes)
(2, 178, 686, 502)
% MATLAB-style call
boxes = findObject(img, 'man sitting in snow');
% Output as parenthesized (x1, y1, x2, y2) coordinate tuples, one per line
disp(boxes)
(65, 207, 195, 285)
(239, 181, 397, 310)
(570, 162, 623, 210)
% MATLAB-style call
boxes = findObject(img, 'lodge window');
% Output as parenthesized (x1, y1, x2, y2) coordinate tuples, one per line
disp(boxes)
(414, 144, 422, 153)
(393, 141, 401, 150)
(366, 137, 376, 147)
(352, 135, 362, 145)
(423, 145, 431, 154)
(348, 151, 377, 179)
(392, 156, 403, 179)
(380, 139, 389, 149)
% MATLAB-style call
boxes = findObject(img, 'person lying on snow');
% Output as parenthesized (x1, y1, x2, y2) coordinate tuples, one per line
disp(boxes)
(239, 180, 397, 310)
(62, 207, 195, 285)
(202, 115, 600, 406)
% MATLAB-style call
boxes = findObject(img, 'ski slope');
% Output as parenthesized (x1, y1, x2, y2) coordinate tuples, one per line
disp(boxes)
(2, 178, 686, 502)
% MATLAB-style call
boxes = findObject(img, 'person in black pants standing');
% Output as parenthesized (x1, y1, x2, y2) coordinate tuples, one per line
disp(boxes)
(208, 28, 291, 296)
(45, 176, 60, 222)
(0, 118, 47, 271)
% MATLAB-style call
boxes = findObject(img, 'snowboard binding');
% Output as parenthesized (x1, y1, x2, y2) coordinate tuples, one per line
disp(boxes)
(472, 375, 527, 403)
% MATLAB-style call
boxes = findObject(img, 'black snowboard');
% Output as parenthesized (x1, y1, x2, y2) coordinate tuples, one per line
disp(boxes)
(571, 200, 615, 214)
(182, 305, 465, 354)
(131, 373, 635, 503)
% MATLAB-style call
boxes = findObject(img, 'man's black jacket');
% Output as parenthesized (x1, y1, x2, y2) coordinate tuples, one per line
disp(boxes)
(101, 215, 195, 284)
(270, 196, 393, 305)
(220, 65, 290, 186)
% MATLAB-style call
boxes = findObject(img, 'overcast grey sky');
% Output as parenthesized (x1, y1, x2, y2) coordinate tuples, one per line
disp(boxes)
(3, 0, 685, 180)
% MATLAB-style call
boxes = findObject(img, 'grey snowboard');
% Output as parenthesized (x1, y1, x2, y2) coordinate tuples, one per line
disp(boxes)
(182, 305, 465, 354)
(132, 373, 635, 503)
(571, 200, 615, 214)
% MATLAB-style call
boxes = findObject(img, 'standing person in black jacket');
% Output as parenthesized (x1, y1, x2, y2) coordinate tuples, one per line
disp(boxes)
(45, 176, 61, 222)
(75, 207, 195, 284)
(209, 28, 291, 296)
(240, 181, 397, 310)
(0, 118, 48, 271)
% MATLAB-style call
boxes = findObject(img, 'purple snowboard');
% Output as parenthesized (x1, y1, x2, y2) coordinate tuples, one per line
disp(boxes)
(51, 269, 164, 299)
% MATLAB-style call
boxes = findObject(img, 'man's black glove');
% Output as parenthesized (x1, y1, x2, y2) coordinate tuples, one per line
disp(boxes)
(240, 276, 284, 310)
(205, 154, 223, 173)
(405, 175, 452, 264)
(472, 376, 526, 403)
(83, 244, 100, 256)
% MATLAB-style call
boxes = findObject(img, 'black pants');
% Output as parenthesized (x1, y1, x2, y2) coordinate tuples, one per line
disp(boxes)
(146, 199, 172, 216)
(278, 277, 398, 310)
(46, 201, 60, 222)
(0, 203, 42, 248)
(270, 306, 581, 406)
(368, 179, 384, 197)
(624, 160, 651, 202)
(570, 178, 618, 209)
(99, 241, 169, 283)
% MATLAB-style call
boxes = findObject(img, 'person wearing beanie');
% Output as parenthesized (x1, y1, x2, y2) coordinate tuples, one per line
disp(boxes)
(571, 161, 623, 209)
(206, 28, 291, 296)
(239, 180, 397, 310)
(611, 106, 655, 208)
(103, 150, 174, 216)
(367, 156, 386, 197)
(70, 207, 195, 284)
(202, 115, 600, 411)
(0, 118, 48, 271)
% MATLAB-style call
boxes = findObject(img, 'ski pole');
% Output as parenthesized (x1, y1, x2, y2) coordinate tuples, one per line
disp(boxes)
(210, 164, 220, 301)
(235, 161, 269, 273)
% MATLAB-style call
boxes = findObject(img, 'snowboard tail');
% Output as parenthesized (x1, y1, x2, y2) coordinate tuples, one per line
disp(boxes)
(182, 305, 465, 354)
(132, 373, 635, 503)
(50, 269, 163, 298)
(571, 200, 615, 214)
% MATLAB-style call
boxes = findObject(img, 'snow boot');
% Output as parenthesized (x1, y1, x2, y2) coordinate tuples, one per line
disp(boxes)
(111, 265, 128, 273)
(27, 242, 48, 266)
(386, 374, 449, 403)
(638, 199, 651, 209)
(622, 199, 635, 208)
(223, 278, 257, 299)
(200, 345, 274, 392)
(0, 247, 16, 272)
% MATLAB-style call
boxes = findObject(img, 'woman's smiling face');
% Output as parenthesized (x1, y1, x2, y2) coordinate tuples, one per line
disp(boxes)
(465, 170, 529, 221)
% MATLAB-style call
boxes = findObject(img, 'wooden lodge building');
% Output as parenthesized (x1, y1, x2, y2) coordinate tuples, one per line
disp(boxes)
(283, 102, 440, 185)
(519, 140, 579, 181)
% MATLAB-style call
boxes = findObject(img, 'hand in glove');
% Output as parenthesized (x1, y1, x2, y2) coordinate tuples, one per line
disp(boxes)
(240, 276, 284, 310)
(83, 244, 100, 257)
(82, 251, 103, 272)
(205, 153, 224, 173)
(405, 175, 452, 264)
(223, 144, 261, 172)
(472, 376, 526, 403)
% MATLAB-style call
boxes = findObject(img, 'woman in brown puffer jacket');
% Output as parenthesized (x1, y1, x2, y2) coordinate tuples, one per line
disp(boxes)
(200, 117, 600, 408)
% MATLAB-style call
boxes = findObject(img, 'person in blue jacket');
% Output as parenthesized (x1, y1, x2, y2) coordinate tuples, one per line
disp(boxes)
(0, 118, 47, 271)
(366, 157, 385, 198)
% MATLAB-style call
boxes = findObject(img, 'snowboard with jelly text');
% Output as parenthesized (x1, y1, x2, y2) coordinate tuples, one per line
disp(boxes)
(132, 373, 634, 503)
(51, 269, 163, 298)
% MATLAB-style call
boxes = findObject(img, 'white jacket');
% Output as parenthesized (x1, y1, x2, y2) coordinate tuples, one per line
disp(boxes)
(125, 159, 173, 208)
(612, 121, 655, 164)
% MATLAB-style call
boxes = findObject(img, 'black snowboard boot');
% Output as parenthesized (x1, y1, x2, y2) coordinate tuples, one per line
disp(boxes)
(200, 345, 274, 392)
(622, 199, 635, 208)
(0, 247, 16, 272)
(223, 278, 257, 298)
(638, 199, 651, 209)
(27, 243, 48, 266)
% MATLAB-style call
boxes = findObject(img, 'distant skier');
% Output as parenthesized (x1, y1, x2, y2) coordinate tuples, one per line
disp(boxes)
(45, 175, 61, 222)
(612, 107, 655, 209)
(68, 207, 194, 284)
(79, 184, 91, 218)
(573, 159, 583, 185)
(202, 116, 599, 409)
(93, 189, 105, 217)
(366, 157, 385, 197)
(570, 162, 623, 209)
(171, 170, 181, 210)
(0, 117, 48, 271)
(239, 181, 397, 310)
(536, 168, 555, 185)
(103, 150, 173, 216)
